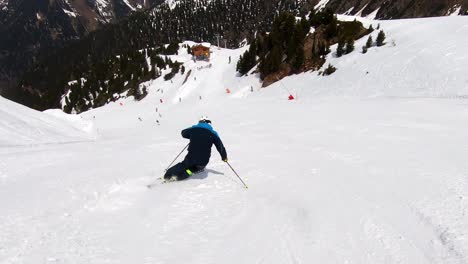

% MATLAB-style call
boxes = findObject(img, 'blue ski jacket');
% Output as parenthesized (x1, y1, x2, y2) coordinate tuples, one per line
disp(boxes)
(181, 122, 227, 166)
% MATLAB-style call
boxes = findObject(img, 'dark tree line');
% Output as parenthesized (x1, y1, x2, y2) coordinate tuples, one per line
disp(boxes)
(63, 46, 181, 113)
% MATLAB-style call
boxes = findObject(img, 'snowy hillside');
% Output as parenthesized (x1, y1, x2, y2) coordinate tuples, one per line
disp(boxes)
(316, 0, 467, 19)
(1, 16, 468, 263)
(278, 15, 468, 98)
(0, 96, 95, 147)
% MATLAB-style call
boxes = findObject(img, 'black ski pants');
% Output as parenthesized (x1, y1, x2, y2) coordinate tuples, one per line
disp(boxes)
(164, 161, 205, 181)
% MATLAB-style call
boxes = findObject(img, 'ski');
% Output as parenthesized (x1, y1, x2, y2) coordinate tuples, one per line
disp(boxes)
(146, 176, 177, 188)
(147, 168, 206, 188)
(146, 177, 163, 188)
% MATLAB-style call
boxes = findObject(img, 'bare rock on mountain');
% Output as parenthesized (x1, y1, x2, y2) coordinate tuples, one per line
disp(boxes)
(262, 63, 293, 88)
(303, 26, 328, 71)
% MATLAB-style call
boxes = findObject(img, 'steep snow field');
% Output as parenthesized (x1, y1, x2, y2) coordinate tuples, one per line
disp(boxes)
(1, 16, 468, 263)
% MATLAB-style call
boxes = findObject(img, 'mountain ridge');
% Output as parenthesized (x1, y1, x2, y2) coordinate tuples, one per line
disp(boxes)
(0, 0, 164, 94)
(1, 0, 466, 103)
(318, 0, 467, 18)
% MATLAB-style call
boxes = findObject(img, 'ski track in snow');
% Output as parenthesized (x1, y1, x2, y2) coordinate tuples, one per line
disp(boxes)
(1, 16, 468, 263)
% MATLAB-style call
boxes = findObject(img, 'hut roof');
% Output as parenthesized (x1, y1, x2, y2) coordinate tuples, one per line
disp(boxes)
(201, 42, 211, 48)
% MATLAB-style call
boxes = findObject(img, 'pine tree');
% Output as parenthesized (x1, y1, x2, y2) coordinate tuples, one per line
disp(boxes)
(323, 64, 336, 76)
(298, 16, 310, 40)
(366, 35, 373, 48)
(236, 39, 258, 75)
(286, 31, 299, 61)
(345, 39, 354, 54)
(236, 54, 244, 73)
(376, 30, 386, 46)
(259, 45, 282, 79)
(362, 46, 368, 54)
(308, 8, 317, 26)
(292, 45, 304, 71)
(336, 40, 345, 57)
(271, 12, 296, 48)
(325, 18, 338, 39)
(246, 40, 258, 72)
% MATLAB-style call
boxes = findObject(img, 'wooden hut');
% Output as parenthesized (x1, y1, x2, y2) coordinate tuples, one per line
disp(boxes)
(192, 43, 211, 61)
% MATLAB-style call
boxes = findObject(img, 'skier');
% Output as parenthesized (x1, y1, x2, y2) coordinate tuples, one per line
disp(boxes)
(164, 116, 228, 181)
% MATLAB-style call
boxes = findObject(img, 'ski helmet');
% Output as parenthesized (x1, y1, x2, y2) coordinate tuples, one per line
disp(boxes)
(199, 115, 211, 124)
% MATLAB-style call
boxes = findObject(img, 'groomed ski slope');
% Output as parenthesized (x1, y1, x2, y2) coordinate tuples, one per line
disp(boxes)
(1, 16, 468, 264)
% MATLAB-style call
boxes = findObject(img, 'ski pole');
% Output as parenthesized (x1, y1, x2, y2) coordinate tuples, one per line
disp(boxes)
(165, 143, 189, 171)
(226, 161, 248, 189)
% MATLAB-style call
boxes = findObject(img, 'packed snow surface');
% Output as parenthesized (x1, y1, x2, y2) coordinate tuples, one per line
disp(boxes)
(1, 16, 468, 263)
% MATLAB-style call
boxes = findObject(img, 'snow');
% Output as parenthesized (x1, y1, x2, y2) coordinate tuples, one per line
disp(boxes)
(448, 5, 462, 16)
(1, 16, 468, 263)
(164, 0, 213, 10)
(314, 0, 330, 10)
(366, 8, 380, 20)
(122, 0, 136, 11)
(201, 42, 211, 48)
(95, 0, 112, 22)
(63, 9, 77, 18)
(0, 96, 94, 147)
(355, 3, 369, 17)
(344, 7, 355, 15)
(0, 0, 7, 10)
(164, 0, 179, 9)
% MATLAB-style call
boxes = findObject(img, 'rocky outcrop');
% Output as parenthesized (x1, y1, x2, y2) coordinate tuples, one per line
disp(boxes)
(262, 63, 293, 87)
(303, 26, 328, 71)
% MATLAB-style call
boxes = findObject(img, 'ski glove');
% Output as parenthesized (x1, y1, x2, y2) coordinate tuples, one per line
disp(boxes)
(223, 158, 228, 162)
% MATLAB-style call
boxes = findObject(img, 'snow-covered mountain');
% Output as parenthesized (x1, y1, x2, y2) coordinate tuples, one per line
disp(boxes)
(0, 0, 164, 96)
(7, 0, 307, 112)
(1, 15, 468, 263)
(3, 0, 466, 105)
(316, 0, 467, 19)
